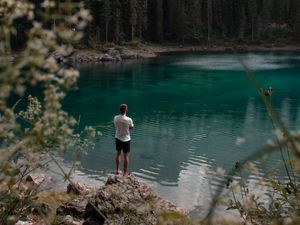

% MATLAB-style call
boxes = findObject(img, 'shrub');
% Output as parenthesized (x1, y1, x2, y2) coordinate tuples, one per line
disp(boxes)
(0, 1, 98, 224)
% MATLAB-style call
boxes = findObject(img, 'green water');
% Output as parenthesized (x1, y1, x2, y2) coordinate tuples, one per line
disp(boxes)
(63, 52, 300, 216)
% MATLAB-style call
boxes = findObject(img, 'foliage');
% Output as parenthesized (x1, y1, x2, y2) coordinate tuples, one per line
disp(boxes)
(5, 0, 300, 47)
(0, 0, 99, 224)
(77, 0, 300, 44)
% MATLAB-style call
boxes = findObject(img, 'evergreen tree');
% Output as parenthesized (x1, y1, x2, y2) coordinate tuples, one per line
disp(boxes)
(129, 0, 138, 41)
(238, 0, 246, 39)
(262, 0, 271, 25)
(111, 0, 122, 43)
(155, 0, 164, 41)
(272, 0, 285, 24)
(184, 0, 202, 42)
(102, 0, 111, 43)
(295, 0, 300, 40)
(248, 0, 258, 41)
(207, 0, 212, 42)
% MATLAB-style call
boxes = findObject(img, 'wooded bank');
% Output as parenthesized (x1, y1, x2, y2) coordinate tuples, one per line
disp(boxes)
(12, 0, 300, 49)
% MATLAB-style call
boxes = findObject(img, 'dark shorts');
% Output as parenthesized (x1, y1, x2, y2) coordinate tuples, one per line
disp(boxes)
(115, 138, 130, 153)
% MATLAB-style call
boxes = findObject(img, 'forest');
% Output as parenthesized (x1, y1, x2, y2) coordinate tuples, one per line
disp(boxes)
(83, 0, 300, 45)
(11, 0, 300, 48)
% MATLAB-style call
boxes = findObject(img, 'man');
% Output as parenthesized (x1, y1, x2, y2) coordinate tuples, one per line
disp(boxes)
(262, 86, 273, 96)
(114, 104, 134, 176)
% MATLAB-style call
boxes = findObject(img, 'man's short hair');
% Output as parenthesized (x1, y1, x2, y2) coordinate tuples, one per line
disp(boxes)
(120, 104, 128, 114)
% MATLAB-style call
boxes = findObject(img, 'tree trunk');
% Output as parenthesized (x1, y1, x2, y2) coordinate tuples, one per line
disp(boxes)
(207, 0, 212, 42)
(105, 21, 109, 43)
(131, 25, 135, 41)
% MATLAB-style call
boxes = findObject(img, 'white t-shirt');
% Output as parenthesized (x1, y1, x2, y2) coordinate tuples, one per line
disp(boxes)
(114, 114, 134, 142)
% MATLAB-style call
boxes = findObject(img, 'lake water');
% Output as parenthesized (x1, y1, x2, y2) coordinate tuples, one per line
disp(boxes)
(63, 52, 300, 217)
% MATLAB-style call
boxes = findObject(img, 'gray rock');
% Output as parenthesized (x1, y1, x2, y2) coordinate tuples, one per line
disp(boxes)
(120, 49, 138, 59)
(57, 199, 87, 219)
(15, 221, 29, 225)
(67, 182, 91, 195)
(63, 215, 83, 225)
(101, 54, 115, 62)
(106, 48, 120, 57)
(84, 175, 185, 225)
(26, 173, 45, 186)
(115, 55, 122, 62)
(63, 215, 74, 224)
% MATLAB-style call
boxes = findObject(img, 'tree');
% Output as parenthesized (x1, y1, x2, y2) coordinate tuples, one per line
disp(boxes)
(272, 0, 285, 24)
(155, 0, 164, 41)
(248, 0, 258, 41)
(129, 0, 137, 41)
(102, 0, 112, 43)
(184, 0, 202, 42)
(238, 0, 246, 40)
(111, 0, 122, 43)
(207, 0, 212, 42)
(295, 0, 300, 40)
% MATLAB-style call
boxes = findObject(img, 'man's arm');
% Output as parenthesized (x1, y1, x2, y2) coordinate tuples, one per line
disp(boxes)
(129, 119, 134, 129)
(113, 116, 117, 127)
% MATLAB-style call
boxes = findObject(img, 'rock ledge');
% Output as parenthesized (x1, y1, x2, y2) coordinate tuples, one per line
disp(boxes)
(57, 175, 186, 225)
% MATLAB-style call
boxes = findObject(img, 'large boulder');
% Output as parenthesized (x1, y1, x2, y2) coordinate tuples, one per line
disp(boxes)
(83, 175, 185, 225)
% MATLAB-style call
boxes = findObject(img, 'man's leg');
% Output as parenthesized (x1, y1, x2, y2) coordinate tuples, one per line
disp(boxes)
(115, 151, 121, 175)
(123, 152, 129, 176)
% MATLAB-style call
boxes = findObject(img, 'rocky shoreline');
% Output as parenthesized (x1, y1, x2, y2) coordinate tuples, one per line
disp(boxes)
(52, 44, 300, 64)
(1, 44, 300, 66)
(16, 174, 188, 225)
(51, 48, 141, 65)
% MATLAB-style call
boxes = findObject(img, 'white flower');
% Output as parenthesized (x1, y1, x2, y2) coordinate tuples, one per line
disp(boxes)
(41, 0, 55, 8)
(78, 9, 91, 21)
(44, 57, 58, 73)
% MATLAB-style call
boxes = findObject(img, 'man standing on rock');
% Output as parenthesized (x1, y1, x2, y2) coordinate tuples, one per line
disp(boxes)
(114, 104, 134, 176)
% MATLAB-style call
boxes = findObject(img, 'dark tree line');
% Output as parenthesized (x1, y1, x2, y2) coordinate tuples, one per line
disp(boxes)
(10, 0, 300, 49)
(84, 0, 300, 44)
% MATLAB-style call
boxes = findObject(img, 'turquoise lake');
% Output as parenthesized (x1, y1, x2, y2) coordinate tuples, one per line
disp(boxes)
(63, 52, 300, 216)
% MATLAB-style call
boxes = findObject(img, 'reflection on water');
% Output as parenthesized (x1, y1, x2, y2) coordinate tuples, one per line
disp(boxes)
(63, 52, 300, 217)
(172, 53, 300, 71)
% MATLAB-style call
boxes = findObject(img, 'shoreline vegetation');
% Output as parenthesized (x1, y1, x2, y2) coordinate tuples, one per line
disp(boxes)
(1, 43, 300, 65)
